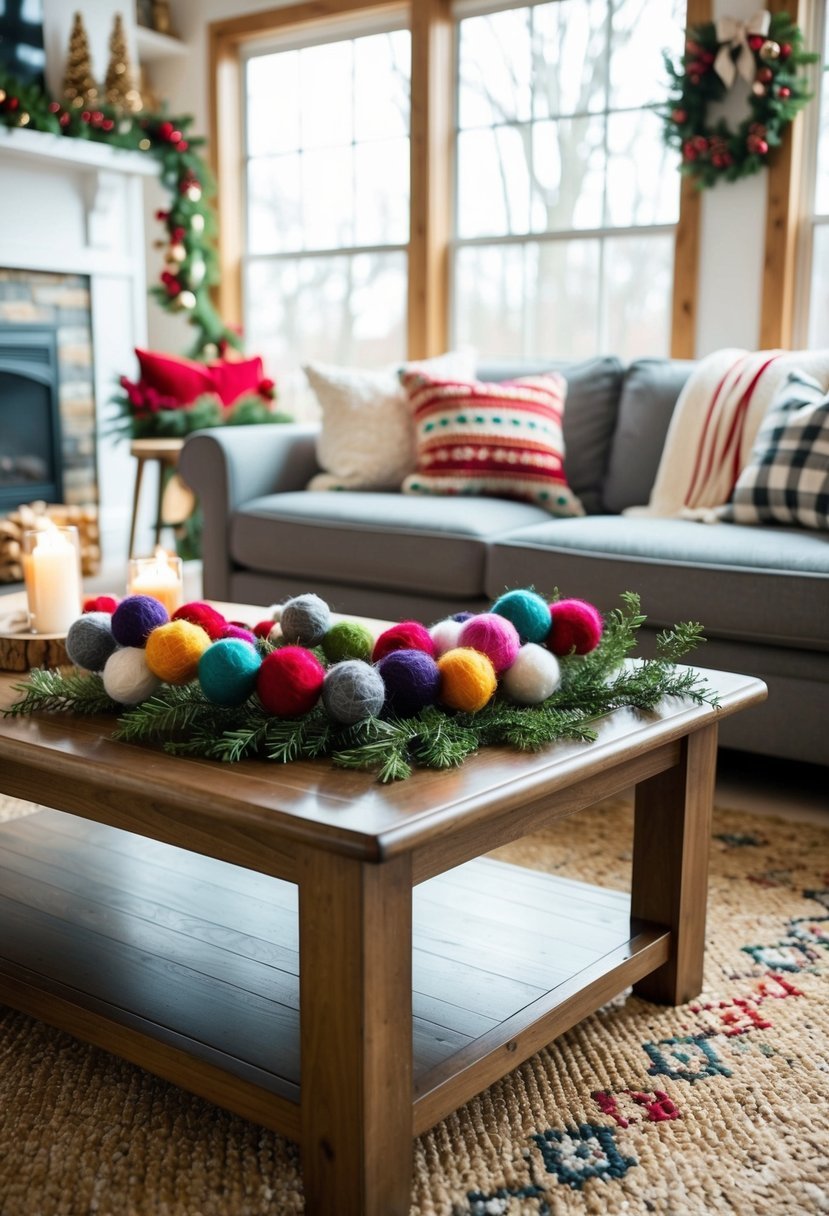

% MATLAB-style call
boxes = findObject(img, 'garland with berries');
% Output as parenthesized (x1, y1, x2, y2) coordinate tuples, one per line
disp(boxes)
(0, 68, 237, 358)
(5, 589, 716, 783)
(663, 11, 818, 188)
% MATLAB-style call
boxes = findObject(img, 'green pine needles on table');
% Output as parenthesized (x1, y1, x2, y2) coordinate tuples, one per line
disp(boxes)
(6, 594, 716, 783)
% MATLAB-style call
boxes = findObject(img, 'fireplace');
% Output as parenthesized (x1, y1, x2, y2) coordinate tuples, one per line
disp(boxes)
(0, 325, 63, 513)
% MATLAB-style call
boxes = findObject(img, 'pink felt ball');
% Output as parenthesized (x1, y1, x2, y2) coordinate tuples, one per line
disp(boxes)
(547, 599, 603, 656)
(257, 645, 325, 717)
(221, 624, 257, 645)
(457, 613, 520, 674)
(372, 620, 436, 663)
(173, 601, 228, 640)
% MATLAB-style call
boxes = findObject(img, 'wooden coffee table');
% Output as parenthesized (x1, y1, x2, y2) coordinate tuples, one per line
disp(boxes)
(0, 615, 765, 1215)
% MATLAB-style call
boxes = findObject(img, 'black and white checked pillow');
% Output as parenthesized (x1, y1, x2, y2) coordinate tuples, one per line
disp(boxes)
(721, 370, 829, 530)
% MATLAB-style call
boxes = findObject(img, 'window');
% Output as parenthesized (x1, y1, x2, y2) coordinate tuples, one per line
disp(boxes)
(451, 0, 684, 361)
(804, 6, 829, 348)
(242, 22, 411, 408)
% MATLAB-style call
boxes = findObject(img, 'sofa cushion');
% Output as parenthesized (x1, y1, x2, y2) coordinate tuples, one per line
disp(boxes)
(477, 356, 624, 514)
(231, 492, 550, 599)
(486, 516, 829, 650)
(602, 359, 695, 513)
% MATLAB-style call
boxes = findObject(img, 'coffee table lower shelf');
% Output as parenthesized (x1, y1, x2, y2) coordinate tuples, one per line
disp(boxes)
(0, 811, 670, 1139)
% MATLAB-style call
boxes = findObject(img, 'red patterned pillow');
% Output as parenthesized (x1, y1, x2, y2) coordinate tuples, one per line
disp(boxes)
(400, 371, 584, 516)
(135, 350, 266, 407)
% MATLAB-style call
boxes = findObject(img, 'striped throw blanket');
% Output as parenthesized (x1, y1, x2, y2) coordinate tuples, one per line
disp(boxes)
(628, 348, 829, 519)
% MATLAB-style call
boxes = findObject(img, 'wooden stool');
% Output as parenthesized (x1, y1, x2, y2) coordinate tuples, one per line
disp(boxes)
(128, 438, 184, 558)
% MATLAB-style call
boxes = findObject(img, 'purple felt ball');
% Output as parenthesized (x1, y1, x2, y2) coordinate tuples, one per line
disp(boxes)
(376, 649, 441, 719)
(458, 613, 520, 674)
(111, 595, 169, 648)
(451, 611, 475, 623)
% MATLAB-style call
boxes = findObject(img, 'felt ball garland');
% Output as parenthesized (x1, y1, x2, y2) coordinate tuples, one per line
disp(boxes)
(66, 612, 118, 672)
(145, 620, 211, 684)
(257, 646, 325, 717)
(458, 614, 520, 674)
(376, 649, 441, 719)
(199, 638, 261, 707)
(111, 594, 169, 648)
(547, 599, 603, 656)
(490, 589, 551, 644)
(437, 647, 497, 713)
(372, 620, 436, 663)
(323, 660, 386, 725)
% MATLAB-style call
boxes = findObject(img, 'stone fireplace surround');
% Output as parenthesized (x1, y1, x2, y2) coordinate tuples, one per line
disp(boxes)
(0, 126, 158, 563)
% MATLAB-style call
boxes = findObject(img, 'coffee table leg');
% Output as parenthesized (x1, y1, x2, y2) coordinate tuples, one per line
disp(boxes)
(299, 850, 413, 1215)
(631, 724, 717, 1005)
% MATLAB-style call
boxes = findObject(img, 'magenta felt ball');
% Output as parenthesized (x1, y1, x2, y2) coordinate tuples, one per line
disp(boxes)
(376, 649, 441, 719)
(111, 595, 169, 648)
(221, 624, 257, 645)
(547, 599, 603, 656)
(458, 613, 520, 674)
(257, 646, 325, 717)
(173, 601, 227, 640)
(372, 621, 436, 663)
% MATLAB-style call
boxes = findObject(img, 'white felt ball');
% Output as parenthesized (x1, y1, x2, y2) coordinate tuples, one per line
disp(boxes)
(268, 603, 284, 623)
(430, 618, 463, 657)
(102, 646, 162, 705)
(501, 643, 561, 705)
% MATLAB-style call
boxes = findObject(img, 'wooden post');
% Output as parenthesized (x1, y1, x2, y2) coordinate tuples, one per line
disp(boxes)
(630, 723, 718, 1005)
(299, 849, 413, 1215)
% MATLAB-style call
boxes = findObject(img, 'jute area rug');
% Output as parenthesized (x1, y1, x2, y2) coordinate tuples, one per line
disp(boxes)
(0, 792, 827, 1216)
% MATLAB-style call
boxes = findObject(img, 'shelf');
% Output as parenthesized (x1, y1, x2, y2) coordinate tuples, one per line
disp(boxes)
(135, 25, 188, 62)
(0, 810, 670, 1138)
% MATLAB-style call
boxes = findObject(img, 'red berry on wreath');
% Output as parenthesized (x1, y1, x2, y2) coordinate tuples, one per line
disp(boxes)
(779, 43, 792, 59)
(170, 130, 182, 143)
(748, 34, 765, 51)
(693, 135, 708, 153)
(671, 108, 688, 124)
(758, 67, 773, 83)
(102, 118, 114, 132)
(48, 101, 60, 113)
(683, 142, 697, 162)
(689, 73, 701, 86)
(177, 140, 189, 152)
(7, 97, 19, 111)
(159, 120, 174, 139)
(779, 86, 791, 98)
(59, 112, 70, 127)
(755, 138, 769, 155)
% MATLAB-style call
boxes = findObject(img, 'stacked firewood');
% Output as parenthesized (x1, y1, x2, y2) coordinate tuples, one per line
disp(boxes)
(0, 502, 101, 583)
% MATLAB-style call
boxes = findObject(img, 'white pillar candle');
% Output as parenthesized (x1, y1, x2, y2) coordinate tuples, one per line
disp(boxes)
(23, 527, 82, 635)
(127, 550, 184, 616)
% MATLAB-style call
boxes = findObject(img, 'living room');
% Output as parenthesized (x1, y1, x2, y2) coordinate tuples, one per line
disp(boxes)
(0, 0, 827, 1212)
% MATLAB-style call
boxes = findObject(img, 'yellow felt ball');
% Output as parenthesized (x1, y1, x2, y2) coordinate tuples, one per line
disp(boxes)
(437, 647, 497, 713)
(145, 619, 211, 685)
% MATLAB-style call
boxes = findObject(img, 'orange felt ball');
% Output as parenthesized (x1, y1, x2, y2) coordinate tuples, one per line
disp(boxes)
(145, 619, 211, 684)
(437, 647, 497, 713)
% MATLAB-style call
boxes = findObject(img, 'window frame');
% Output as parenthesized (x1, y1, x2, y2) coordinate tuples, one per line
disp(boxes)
(793, 0, 827, 348)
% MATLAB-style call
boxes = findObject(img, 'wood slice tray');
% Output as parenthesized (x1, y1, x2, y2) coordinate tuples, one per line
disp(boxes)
(0, 604, 68, 672)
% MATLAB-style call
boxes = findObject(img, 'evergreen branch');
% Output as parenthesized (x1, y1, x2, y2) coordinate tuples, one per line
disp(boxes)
(4, 669, 116, 717)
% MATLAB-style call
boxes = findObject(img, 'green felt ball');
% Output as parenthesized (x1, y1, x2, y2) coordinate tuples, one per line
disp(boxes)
(491, 589, 551, 644)
(198, 639, 262, 707)
(322, 620, 375, 664)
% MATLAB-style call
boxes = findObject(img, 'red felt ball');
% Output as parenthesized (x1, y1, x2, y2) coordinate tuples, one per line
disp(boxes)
(372, 621, 436, 663)
(253, 619, 277, 639)
(173, 601, 228, 640)
(547, 599, 603, 656)
(83, 594, 120, 614)
(257, 646, 325, 717)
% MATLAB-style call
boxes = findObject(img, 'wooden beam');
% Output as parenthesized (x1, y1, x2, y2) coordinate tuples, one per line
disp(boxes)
(408, 0, 453, 358)
(209, 0, 403, 43)
(760, 0, 809, 349)
(670, 0, 712, 359)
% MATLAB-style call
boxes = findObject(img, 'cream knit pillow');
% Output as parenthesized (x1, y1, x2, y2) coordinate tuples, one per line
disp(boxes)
(305, 350, 476, 492)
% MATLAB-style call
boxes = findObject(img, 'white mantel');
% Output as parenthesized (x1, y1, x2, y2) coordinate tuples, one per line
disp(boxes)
(0, 126, 158, 561)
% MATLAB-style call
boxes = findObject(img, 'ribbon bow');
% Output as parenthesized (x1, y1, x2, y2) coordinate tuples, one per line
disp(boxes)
(714, 10, 771, 87)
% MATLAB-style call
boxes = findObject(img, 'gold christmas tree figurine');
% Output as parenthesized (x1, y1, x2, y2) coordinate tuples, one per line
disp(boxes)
(104, 13, 143, 112)
(62, 11, 98, 108)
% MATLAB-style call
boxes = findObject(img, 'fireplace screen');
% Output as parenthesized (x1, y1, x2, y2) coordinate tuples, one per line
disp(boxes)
(0, 326, 62, 513)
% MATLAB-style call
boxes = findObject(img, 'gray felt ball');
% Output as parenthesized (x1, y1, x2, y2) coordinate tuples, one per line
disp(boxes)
(66, 612, 118, 672)
(280, 593, 331, 646)
(322, 660, 385, 725)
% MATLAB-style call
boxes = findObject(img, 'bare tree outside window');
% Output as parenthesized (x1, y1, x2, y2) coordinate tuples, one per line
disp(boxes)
(452, 0, 684, 361)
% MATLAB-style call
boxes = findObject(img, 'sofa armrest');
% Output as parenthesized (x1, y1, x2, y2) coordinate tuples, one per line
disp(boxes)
(179, 423, 320, 600)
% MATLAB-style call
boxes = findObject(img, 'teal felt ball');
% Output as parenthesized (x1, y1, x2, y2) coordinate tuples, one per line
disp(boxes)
(322, 620, 374, 664)
(198, 639, 262, 707)
(66, 611, 118, 672)
(491, 589, 551, 644)
(322, 660, 385, 725)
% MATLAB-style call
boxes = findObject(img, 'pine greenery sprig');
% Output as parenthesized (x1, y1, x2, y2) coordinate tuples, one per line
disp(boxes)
(4, 593, 718, 781)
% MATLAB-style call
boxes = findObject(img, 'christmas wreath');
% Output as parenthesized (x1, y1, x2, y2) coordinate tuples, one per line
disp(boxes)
(5, 588, 716, 783)
(0, 65, 235, 358)
(663, 10, 818, 188)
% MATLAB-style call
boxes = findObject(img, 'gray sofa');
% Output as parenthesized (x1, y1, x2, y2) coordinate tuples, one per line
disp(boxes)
(180, 357, 829, 767)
